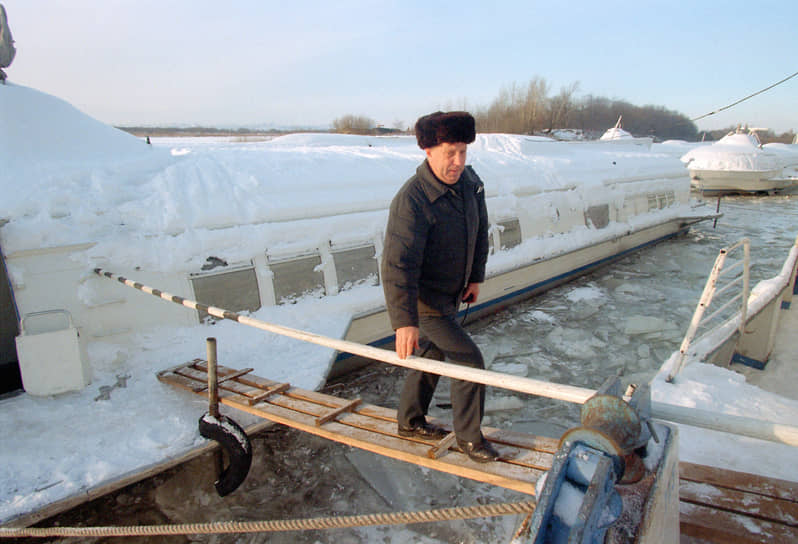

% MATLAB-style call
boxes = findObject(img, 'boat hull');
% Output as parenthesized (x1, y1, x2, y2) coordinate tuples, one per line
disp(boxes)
(689, 168, 792, 195)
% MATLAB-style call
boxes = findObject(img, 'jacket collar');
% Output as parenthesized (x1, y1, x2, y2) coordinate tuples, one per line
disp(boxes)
(416, 159, 467, 203)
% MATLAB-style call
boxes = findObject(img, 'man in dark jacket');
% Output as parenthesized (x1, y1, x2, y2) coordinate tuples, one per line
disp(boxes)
(381, 111, 499, 463)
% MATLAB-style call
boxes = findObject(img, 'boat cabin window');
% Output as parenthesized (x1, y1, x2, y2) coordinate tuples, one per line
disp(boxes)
(647, 191, 675, 211)
(190, 263, 261, 322)
(268, 253, 326, 304)
(332, 244, 378, 291)
(497, 219, 522, 250)
(585, 204, 610, 229)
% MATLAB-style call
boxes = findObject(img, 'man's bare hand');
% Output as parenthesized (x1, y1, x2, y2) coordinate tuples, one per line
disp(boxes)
(462, 282, 480, 303)
(395, 326, 419, 359)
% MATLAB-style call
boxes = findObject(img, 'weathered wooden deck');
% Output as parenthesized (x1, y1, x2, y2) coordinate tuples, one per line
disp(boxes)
(159, 360, 798, 542)
(679, 461, 798, 543)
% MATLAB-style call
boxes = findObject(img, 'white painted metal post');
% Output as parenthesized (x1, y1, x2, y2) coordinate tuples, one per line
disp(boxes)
(739, 239, 750, 338)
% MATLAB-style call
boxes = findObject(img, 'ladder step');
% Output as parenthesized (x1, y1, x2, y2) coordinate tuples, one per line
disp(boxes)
(316, 398, 362, 426)
(428, 432, 457, 459)
(247, 382, 291, 405)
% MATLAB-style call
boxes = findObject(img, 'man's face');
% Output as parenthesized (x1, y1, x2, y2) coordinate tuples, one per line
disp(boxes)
(425, 141, 467, 185)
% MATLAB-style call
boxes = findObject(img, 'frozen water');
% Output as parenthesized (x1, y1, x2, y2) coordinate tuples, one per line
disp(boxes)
(470, 194, 798, 432)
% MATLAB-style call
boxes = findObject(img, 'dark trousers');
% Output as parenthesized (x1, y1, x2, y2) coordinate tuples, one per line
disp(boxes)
(397, 313, 485, 443)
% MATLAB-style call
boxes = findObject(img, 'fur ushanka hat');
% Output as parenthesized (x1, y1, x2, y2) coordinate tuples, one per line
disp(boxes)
(414, 111, 476, 149)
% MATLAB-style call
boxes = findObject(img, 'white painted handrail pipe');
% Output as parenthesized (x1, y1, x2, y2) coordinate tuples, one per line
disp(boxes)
(237, 310, 597, 404)
(95, 269, 798, 447)
(94, 269, 595, 404)
(651, 401, 798, 448)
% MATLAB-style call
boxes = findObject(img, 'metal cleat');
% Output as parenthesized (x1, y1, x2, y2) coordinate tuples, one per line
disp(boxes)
(527, 439, 623, 543)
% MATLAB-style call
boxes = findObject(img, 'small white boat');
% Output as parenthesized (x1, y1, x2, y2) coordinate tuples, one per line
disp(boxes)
(681, 127, 797, 195)
(598, 115, 653, 148)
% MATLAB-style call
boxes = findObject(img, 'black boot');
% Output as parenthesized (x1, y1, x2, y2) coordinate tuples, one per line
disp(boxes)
(398, 421, 449, 441)
(457, 437, 500, 463)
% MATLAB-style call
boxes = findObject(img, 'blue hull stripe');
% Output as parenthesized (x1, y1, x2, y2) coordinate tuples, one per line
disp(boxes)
(731, 352, 767, 370)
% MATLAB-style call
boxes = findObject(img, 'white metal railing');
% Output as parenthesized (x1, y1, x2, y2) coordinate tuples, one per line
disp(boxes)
(666, 238, 750, 382)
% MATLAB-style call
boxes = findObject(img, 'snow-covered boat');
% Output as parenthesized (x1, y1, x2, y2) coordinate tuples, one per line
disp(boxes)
(597, 115, 653, 148)
(764, 140, 798, 184)
(0, 82, 715, 527)
(680, 127, 798, 195)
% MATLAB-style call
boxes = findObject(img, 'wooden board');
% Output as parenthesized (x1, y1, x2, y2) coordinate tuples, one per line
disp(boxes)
(679, 461, 798, 543)
(157, 359, 555, 495)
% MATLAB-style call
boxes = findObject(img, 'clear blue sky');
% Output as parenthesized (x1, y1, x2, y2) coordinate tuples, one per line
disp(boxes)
(3, 0, 796, 134)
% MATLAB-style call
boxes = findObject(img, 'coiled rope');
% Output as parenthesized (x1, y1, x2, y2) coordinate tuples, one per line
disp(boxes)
(0, 500, 536, 538)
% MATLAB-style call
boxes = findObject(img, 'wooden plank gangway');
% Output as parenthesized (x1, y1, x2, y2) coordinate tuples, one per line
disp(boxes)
(157, 359, 558, 496)
(158, 360, 798, 542)
(679, 461, 798, 543)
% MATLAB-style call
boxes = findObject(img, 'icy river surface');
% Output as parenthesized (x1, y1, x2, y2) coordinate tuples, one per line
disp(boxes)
(469, 194, 798, 437)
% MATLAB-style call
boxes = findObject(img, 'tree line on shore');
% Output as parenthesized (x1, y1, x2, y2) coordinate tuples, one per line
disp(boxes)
(331, 76, 796, 144)
(472, 77, 697, 141)
(117, 75, 795, 144)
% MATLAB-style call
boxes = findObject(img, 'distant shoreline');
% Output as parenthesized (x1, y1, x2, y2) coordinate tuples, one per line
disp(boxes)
(116, 126, 298, 138)
(116, 126, 407, 138)
(115, 126, 795, 144)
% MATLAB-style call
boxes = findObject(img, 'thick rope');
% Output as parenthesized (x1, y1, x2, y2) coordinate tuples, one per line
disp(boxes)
(0, 500, 536, 538)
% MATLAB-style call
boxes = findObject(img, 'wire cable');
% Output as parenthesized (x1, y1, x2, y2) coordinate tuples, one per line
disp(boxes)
(691, 70, 798, 123)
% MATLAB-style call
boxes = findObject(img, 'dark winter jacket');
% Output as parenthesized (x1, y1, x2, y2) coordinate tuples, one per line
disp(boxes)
(381, 160, 489, 329)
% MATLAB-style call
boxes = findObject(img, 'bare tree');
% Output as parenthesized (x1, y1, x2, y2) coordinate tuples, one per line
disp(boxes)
(522, 77, 549, 133)
(547, 82, 580, 130)
(474, 77, 553, 134)
(332, 114, 376, 134)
